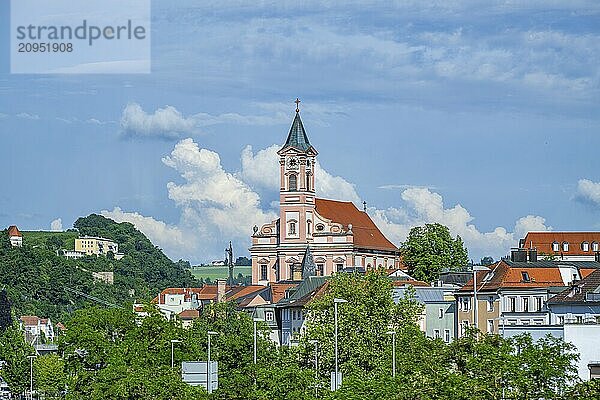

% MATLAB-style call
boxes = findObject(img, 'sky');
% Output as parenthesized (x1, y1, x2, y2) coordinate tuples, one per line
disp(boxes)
(2, 1, 600, 264)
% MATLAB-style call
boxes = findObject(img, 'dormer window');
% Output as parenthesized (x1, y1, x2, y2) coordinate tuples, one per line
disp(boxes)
(593, 242, 599, 252)
(288, 174, 297, 191)
(563, 242, 569, 252)
(582, 241, 590, 252)
(552, 241, 559, 252)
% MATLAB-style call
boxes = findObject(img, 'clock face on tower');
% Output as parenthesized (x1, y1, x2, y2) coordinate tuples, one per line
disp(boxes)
(287, 157, 299, 170)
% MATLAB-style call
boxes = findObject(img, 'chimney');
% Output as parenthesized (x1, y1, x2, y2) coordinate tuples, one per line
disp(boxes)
(216, 279, 226, 303)
(528, 249, 538, 263)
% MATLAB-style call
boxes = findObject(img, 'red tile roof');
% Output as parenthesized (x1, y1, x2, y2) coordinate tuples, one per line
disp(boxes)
(270, 283, 298, 303)
(178, 309, 200, 319)
(315, 198, 398, 252)
(521, 232, 600, 256)
(20, 316, 40, 326)
(8, 225, 22, 237)
(460, 260, 570, 292)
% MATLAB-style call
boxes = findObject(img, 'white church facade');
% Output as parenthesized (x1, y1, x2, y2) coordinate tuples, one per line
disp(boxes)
(250, 102, 400, 285)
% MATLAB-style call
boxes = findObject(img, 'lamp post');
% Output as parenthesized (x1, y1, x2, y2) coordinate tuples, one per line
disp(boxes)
(333, 298, 347, 390)
(309, 339, 319, 397)
(207, 331, 218, 394)
(386, 330, 396, 378)
(253, 318, 264, 365)
(472, 266, 489, 329)
(170, 339, 182, 369)
(27, 355, 36, 400)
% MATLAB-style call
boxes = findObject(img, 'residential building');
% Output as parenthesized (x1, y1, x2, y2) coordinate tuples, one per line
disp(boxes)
(57, 249, 86, 259)
(74, 236, 124, 259)
(19, 316, 55, 343)
(455, 259, 598, 336)
(250, 106, 400, 285)
(7, 225, 22, 247)
(276, 276, 329, 346)
(547, 269, 600, 326)
(519, 232, 600, 261)
(393, 285, 457, 342)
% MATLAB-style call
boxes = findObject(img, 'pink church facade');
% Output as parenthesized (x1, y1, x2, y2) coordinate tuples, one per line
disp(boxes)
(250, 106, 400, 285)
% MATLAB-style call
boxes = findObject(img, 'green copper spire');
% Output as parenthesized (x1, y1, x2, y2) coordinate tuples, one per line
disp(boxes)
(281, 98, 314, 152)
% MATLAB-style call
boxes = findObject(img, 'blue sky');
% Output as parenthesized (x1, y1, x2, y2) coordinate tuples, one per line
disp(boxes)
(2, 1, 600, 263)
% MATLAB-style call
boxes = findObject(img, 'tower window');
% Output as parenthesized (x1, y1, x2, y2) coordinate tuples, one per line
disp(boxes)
(307, 220, 312, 235)
(306, 173, 310, 191)
(289, 221, 296, 235)
(552, 241, 559, 252)
(260, 264, 268, 281)
(289, 174, 297, 191)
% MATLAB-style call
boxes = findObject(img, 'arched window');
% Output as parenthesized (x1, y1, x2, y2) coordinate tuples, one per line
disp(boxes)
(288, 174, 297, 191)
(593, 242, 599, 252)
(289, 221, 296, 235)
(582, 241, 590, 252)
(563, 242, 569, 252)
(307, 220, 312, 235)
(552, 241, 559, 252)
(306, 173, 310, 191)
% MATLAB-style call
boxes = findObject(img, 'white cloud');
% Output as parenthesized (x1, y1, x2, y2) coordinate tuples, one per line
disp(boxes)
(120, 103, 198, 139)
(575, 178, 600, 206)
(50, 218, 63, 231)
(120, 103, 291, 140)
(100, 207, 194, 257)
(16, 112, 39, 120)
(370, 187, 551, 259)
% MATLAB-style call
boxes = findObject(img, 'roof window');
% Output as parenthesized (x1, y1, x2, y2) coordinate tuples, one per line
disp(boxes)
(563, 242, 569, 252)
(521, 271, 530, 282)
(582, 241, 589, 252)
(552, 241, 559, 252)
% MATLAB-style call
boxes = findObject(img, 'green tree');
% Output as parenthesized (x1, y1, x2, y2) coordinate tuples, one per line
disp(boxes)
(0, 288, 12, 332)
(480, 256, 494, 266)
(400, 223, 468, 282)
(0, 324, 35, 395)
(34, 354, 67, 399)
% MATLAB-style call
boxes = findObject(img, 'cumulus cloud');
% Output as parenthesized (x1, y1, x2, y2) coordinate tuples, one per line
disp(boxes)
(50, 218, 63, 231)
(120, 103, 291, 140)
(101, 207, 194, 257)
(120, 103, 198, 139)
(370, 187, 551, 259)
(575, 178, 600, 206)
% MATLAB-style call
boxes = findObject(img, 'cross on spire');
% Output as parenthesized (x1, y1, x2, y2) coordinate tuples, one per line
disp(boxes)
(295, 98, 301, 113)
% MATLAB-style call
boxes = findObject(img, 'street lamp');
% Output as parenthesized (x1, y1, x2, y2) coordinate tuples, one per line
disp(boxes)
(309, 339, 319, 396)
(207, 331, 218, 394)
(253, 317, 264, 365)
(472, 266, 489, 329)
(333, 298, 347, 390)
(27, 355, 36, 400)
(170, 339, 182, 369)
(386, 330, 396, 378)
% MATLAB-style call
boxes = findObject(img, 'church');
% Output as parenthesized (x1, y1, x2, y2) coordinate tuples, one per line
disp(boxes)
(250, 101, 401, 285)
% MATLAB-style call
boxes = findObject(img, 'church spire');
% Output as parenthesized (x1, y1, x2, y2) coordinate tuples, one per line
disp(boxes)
(281, 98, 314, 153)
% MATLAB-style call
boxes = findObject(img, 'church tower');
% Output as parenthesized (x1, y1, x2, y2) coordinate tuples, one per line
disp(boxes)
(277, 99, 318, 245)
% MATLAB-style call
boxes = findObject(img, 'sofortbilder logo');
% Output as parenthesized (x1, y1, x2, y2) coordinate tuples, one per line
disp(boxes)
(11, 0, 150, 74)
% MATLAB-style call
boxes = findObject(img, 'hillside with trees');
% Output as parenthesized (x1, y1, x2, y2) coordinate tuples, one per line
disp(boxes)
(0, 215, 197, 322)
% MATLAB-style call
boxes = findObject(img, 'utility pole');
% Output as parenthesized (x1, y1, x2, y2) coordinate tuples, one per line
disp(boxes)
(225, 241, 234, 286)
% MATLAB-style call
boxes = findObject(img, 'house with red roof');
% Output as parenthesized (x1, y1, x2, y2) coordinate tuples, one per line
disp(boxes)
(7, 225, 22, 247)
(456, 259, 598, 337)
(250, 106, 400, 285)
(519, 231, 600, 261)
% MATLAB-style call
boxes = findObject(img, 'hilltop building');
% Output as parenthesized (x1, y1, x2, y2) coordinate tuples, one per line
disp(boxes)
(74, 236, 124, 259)
(250, 102, 400, 285)
(7, 225, 22, 247)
